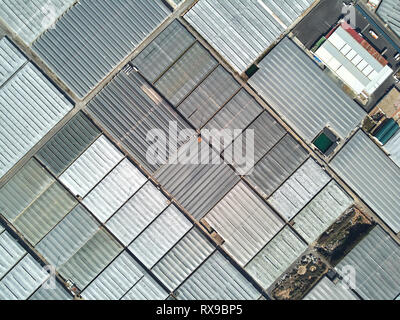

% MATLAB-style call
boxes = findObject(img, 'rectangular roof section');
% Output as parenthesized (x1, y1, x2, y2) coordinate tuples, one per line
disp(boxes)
(0, 37, 27, 87)
(337, 226, 400, 300)
(35, 111, 101, 177)
(132, 20, 196, 84)
(86, 69, 190, 175)
(267, 158, 331, 221)
(175, 250, 262, 300)
(292, 180, 353, 244)
(204, 181, 284, 266)
(33, 0, 171, 98)
(0, 63, 73, 179)
(0, 0, 76, 45)
(330, 130, 400, 233)
(249, 37, 366, 143)
(184, 0, 315, 73)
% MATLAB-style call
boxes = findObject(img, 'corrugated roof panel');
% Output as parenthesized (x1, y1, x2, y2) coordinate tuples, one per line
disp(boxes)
(122, 274, 169, 300)
(245, 134, 309, 198)
(303, 276, 359, 300)
(154, 42, 218, 106)
(293, 180, 353, 244)
(0, 0, 76, 45)
(81, 251, 145, 300)
(86, 70, 190, 174)
(0, 158, 54, 222)
(178, 65, 240, 129)
(128, 205, 192, 269)
(12, 182, 78, 245)
(224, 111, 286, 170)
(204, 182, 284, 267)
(0, 231, 26, 280)
(83, 158, 147, 223)
(59, 135, 124, 197)
(35, 204, 100, 267)
(29, 281, 72, 300)
(151, 227, 215, 291)
(106, 181, 169, 246)
(184, 0, 314, 73)
(58, 228, 123, 290)
(337, 226, 400, 300)
(35, 112, 101, 177)
(0, 63, 74, 179)
(0, 37, 27, 87)
(245, 226, 307, 290)
(154, 138, 240, 220)
(384, 129, 400, 168)
(377, 0, 400, 38)
(33, 0, 171, 98)
(248, 37, 366, 143)
(202, 89, 263, 146)
(0, 255, 48, 300)
(330, 130, 400, 233)
(175, 251, 261, 300)
(132, 20, 196, 83)
(268, 158, 331, 221)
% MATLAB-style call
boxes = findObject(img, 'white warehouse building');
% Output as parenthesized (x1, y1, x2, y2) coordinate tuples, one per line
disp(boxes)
(315, 22, 393, 98)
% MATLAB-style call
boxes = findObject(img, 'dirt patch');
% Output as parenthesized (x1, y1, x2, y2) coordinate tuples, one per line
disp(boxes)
(315, 206, 375, 266)
(272, 254, 328, 300)
(372, 87, 400, 121)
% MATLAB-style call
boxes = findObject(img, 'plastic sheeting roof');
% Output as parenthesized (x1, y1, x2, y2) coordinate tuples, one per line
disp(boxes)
(245, 226, 307, 290)
(204, 181, 284, 267)
(337, 226, 400, 300)
(249, 37, 366, 143)
(59, 135, 124, 197)
(86, 69, 190, 174)
(0, 255, 49, 300)
(268, 158, 331, 221)
(0, 62, 73, 179)
(178, 65, 240, 129)
(245, 134, 309, 198)
(304, 276, 359, 300)
(0, 37, 26, 87)
(106, 181, 169, 246)
(29, 280, 72, 300)
(175, 251, 262, 300)
(184, 0, 315, 73)
(122, 274, 169, 300)
(83, 158, 147, 223)
(0, 231, 26, 280)
(154, 42, 218, 106)
(154, 138, 240, 220)
(33, 0, 171, 98)
(331, 130, 400, 233)
(132, 20, 196, 83)
(0, 0, 76, 45)
(377, 0, 400, 38)
(128, 205, 192, 269)
(293, 180, 353, 244)
(35, 112, 101, 177)
(81, 251, 145, 300)
(58, 228, 123, 290)
(385, 129, 400, 168)
(152, 227, 215, 291)
(36, 204, 100, 267)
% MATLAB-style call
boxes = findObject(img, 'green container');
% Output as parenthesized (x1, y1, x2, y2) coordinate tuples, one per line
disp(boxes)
(314, 132, 334, 153)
